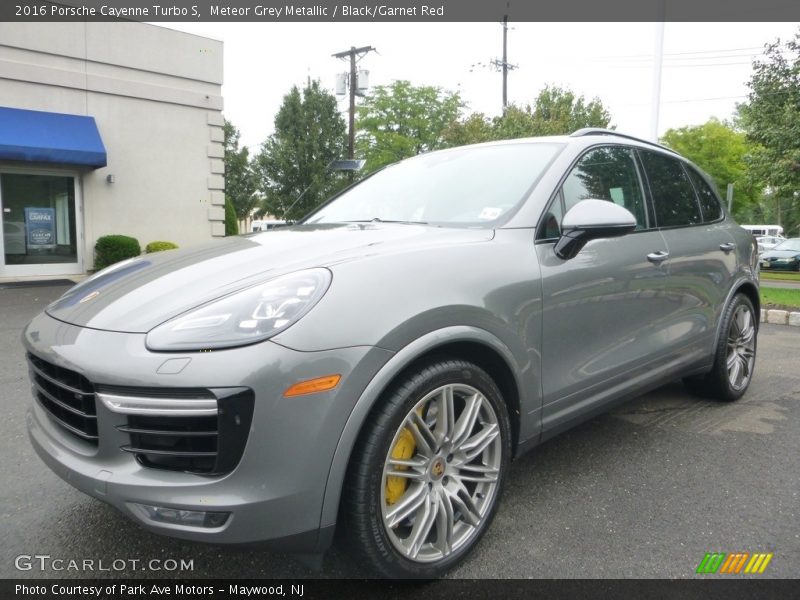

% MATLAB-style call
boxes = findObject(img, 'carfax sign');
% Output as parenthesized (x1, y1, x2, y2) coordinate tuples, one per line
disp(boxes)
(24, 207, 56, 248)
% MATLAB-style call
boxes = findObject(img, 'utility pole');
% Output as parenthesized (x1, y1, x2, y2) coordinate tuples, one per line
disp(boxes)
(332, 45, 375, 159)
(490, 13, 517, 112)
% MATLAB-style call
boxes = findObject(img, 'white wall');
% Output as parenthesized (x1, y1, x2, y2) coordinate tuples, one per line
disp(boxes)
(0, 22, 225, 270)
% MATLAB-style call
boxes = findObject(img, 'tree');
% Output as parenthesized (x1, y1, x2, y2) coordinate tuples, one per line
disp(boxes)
(737, 32, 800, 235)
(223, 120, 257, 221)
(254, 81, 347, 220)
(442, 85, 613, 147)
(224, 198, 238, 236)
(441, 112, 495, 147)
(357, 80, 464, 172)
(661, 119, 761, 221)
(493, 86, 612, 139)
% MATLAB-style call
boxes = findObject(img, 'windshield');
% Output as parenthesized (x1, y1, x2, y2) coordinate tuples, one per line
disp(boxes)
(773, 239, 800, 252)
(304, 142, 563, 226)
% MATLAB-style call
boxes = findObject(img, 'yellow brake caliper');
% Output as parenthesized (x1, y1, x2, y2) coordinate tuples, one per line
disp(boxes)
(385, 427, 417, 505)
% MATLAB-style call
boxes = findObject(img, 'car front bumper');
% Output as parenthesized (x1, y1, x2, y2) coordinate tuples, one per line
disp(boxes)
(23, 312, 392, 549)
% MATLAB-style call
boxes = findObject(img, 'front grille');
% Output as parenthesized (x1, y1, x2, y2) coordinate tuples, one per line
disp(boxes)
(27, 353, 98, 444)
(110, 387, 254, 476)
(27, 352, 254, 475)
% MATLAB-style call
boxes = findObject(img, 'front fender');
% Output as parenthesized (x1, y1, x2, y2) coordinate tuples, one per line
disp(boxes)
(317, 325, 532, 531)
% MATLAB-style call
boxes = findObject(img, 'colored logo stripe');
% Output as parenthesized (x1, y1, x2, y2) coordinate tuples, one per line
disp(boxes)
(696, 552, 773, 574)
(696, 553, 726, 574)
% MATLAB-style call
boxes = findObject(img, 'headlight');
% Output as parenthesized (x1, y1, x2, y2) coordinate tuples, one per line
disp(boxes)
(146, 268, 331, 351)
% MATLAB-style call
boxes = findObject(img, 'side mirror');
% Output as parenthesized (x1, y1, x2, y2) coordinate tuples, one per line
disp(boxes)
(554, 199, 637, 260)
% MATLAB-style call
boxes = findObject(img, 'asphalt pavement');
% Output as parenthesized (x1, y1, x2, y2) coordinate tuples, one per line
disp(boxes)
(1, 284, 797, 579)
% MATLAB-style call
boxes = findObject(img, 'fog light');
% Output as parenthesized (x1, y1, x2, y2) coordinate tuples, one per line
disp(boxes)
(134, 503, 230, 528)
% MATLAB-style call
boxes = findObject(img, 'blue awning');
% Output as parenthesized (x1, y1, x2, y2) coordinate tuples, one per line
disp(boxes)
(0, 106, 107, 168)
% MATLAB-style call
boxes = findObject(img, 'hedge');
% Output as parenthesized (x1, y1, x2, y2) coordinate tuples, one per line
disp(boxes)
(145, 241, 179, 253)
(94, 235, 141, 270)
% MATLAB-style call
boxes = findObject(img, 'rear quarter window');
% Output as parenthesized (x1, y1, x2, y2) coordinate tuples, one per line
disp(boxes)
(686, 166, 723, 222)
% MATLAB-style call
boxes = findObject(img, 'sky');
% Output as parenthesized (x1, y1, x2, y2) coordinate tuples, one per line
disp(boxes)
(163, 21, 800, 151)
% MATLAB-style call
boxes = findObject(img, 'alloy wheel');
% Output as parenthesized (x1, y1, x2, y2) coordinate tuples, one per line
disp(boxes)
(726, 304, 756, 391)
(379, 383, 503, 563)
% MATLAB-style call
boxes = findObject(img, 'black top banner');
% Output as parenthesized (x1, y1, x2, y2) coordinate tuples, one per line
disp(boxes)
(2, 0, 800, 22)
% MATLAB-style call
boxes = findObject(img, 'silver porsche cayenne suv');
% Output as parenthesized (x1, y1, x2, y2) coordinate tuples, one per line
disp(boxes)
(24, 129, 759, 577)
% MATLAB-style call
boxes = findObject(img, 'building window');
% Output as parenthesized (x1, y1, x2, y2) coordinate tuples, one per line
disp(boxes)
(1, 173, 77, 266)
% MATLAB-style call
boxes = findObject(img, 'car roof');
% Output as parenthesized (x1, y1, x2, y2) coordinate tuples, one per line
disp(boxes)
(434, 128, 680, 157)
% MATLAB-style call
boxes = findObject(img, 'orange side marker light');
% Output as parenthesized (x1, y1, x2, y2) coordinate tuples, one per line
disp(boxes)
(283, 374, 341, 397)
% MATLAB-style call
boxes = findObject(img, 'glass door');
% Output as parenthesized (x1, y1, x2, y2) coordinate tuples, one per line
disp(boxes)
(0, 170, 83, 277)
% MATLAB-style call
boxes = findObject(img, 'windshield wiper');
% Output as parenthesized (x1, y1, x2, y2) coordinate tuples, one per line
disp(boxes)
(344, 218, 429, 225)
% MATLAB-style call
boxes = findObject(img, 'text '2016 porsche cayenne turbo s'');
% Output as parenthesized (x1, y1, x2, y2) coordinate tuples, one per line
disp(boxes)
(24, 130, 759, 578)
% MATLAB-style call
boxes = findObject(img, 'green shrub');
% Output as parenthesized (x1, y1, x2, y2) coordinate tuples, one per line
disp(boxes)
(94, 235, 141, 270)
(145, 241, 178, 253)
(225, 198, 239, 236)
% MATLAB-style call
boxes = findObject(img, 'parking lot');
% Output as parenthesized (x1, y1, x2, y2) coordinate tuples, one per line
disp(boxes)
(1, 284, 797, 579)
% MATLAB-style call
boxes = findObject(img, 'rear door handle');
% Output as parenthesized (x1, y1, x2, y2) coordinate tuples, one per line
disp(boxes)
(647, 251, 670, 264)
(719, 242, 736, 253)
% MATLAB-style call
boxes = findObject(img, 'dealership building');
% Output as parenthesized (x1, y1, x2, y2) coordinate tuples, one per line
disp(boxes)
(0, 22, 225, 280)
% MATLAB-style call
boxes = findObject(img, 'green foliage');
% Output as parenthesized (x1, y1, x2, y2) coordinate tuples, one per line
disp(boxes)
(441, 113, 495, 147)
(223, 119, 258, 221)
(254, 81, 347, 221)
(661, 119, 761, 221)
(145, 241, 178, 253)
(357, 80, 464, 172)
(737, 32, 800, 235)
(224, 198, 239, 236)
(761, 287, 800, 309)
(94, 235, 140, 270)
(443, 85, 612, 147)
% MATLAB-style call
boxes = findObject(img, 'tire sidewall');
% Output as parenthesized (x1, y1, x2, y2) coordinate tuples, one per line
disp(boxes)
(713, 293, 757, 401)
(361, 360, 512, 578)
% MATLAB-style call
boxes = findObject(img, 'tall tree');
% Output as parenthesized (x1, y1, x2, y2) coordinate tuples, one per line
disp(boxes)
(661, 119, 761, 221)
(493, 86, 612, 139)
(442, 85, 613, 147)
(254, 81, 347, 220)
(223, 120, 257, 221)
(357, 80, 464, 172)
(737, 32, 800, 234)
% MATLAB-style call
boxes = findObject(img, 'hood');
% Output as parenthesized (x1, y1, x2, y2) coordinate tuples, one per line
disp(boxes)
(46, 223, 493, 333)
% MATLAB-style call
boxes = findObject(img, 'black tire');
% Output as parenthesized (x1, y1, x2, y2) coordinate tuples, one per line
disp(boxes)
(683, 293, 757, 402)
(341, 358, 511, 578)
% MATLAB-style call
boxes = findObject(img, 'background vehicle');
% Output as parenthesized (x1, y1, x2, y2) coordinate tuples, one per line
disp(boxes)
(756, 235, 785, 253)
(760, 237, 800, 270)
(24, 130, 759, 578)
(251, 219, 286, 232)
(742, 224, 784, 238)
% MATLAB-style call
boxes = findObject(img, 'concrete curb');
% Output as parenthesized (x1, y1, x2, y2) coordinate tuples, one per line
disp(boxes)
(761, 309, 800, 326)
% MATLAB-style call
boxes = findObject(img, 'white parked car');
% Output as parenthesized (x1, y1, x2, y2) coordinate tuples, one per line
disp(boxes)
(252, 219, 286, 232)
(756, 235, 785, 253)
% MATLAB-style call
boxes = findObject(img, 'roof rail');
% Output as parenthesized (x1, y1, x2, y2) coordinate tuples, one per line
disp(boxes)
(570, 128, 678, 154)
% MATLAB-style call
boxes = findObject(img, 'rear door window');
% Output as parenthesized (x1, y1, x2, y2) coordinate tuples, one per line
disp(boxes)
(640, 151, 703, 228)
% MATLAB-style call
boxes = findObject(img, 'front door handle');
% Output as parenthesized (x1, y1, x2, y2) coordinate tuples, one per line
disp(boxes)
(719, 242, 736, 253)
(647, 251, 670, 264)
